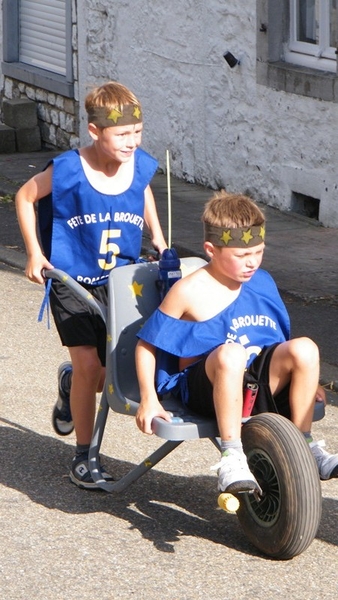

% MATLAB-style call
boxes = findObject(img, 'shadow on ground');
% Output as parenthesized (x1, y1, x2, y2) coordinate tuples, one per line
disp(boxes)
(1, 417, 338, 558)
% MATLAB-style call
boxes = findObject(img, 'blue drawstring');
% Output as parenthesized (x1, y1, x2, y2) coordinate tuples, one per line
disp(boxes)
(38, 278, 52, 329)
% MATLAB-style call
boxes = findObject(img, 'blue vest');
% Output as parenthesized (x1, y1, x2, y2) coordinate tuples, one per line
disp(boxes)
(38, 148, 158, 286)
(137, 269, 290, 397)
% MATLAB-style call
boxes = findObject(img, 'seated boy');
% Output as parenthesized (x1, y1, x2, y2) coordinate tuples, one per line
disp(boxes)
(135, 190, 338, 494)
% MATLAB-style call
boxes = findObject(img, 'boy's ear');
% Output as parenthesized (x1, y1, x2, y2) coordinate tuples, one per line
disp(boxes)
(204, 241, 215, 259)
(88, 122, 100, 140)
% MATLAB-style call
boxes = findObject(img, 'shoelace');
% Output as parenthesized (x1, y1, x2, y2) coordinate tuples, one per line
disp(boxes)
(210, 452, 244, 473)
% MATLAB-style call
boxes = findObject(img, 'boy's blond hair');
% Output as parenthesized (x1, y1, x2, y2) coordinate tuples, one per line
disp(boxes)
(85, 81, 141, 113)
(202, 190, 265, 229)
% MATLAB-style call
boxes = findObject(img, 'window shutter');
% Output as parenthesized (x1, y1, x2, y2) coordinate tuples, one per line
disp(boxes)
(19, 0, 66, 75)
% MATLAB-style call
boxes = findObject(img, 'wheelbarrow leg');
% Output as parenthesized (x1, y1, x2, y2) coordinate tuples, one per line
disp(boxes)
(88, 388, 110, 486)
(88, 388, 184, 493)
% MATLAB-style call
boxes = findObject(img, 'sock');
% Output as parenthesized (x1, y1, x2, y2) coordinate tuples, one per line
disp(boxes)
(75, 444, 90, 458)
(303, 432, 313, 444)
(221, 439, 243, 456)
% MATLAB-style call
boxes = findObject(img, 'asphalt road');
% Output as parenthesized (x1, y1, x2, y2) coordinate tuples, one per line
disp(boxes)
(1, 152, 338, 598)
(1, 260, 338, 600)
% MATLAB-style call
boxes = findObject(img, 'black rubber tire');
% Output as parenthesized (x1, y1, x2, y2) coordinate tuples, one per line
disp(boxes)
(237, 413, 322, 560)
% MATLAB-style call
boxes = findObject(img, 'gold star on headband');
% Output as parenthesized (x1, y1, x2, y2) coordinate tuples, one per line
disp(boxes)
(88, 105, 143, 128)
(204, 222, 266, 248)
(241, 229, 254, 245)
(107, 108, 123, 123)
(220, 229, 233, 245)
(133, 106, 141, 120)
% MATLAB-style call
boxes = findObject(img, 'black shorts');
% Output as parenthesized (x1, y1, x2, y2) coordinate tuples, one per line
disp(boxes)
(185, 343, 291, 419)
(49, 280, 108, 366)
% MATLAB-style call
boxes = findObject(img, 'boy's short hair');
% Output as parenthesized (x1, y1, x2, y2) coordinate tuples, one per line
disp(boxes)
(202, 191, 266, 248)
(85, 82, 142, 127)
(85, 81, 140, 113)
(202, 190, 265, 229)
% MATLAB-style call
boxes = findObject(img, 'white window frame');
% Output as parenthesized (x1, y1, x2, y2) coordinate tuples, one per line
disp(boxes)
(285, 0, 337, 72)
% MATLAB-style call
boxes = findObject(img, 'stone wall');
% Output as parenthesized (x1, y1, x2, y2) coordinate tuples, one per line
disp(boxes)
(1, 0, 338, 224)
(78, 0, 338, 225)
(2, 78, 79, 150)
(1, 0, 79, 150)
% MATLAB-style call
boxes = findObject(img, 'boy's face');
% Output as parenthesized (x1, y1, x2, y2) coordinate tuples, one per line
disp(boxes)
(91, 122, 143, 162)
(207, 242, 265, 283)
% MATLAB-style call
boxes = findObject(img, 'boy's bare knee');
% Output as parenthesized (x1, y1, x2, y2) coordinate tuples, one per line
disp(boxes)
(70, 347, 102, 378)
(288, 337, 319, 367)
(212, 343, 247, 371)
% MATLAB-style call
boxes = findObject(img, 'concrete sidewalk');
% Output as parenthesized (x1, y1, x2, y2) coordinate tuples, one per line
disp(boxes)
(2, 261, 338, 600)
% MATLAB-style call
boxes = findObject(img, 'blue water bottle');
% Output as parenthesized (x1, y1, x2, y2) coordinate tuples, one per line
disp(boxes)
(157, 248, 182, 301)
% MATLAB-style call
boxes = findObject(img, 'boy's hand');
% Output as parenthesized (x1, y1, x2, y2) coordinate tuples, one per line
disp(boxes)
(136, 397, 172, 435)
(25, 254, 54, 284)
(151, 239, 168, 256)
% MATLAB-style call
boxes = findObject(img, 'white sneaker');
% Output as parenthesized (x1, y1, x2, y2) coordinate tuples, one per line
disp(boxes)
(309, 440, 338, 480)
(211, 449, 261, 494)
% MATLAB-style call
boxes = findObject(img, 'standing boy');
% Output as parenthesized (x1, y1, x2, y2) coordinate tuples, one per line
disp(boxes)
(16, 81, 167, 489)
(135, 191, 338, 493)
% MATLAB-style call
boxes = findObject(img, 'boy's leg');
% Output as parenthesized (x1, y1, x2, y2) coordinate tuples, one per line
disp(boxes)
(205, 343, 247, 440)
(204, 344, 261, 493)
(269, 337, 338, 480)
(268, 337, 319, 431)
(53, 347, 105, 437)
(68, 345, 104, 445)
(66, 345, 113, 489)
(48, 280, 112, 487)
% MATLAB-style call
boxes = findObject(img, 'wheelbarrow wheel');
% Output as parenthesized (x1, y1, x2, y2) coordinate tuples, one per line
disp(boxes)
(237, 413, 322, 560)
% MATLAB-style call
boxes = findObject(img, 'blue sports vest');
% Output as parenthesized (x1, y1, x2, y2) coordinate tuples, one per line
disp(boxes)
(137, 269, 290, 397)
(38, 148, 158, 286)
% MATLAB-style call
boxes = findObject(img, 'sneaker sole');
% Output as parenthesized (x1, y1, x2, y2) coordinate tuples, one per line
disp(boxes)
(69, 470, 114, 490)
(320, 464, 338, 481)
(221, 480, 261, 494)
(52, 405, 74, 436)
(69, 470, 102, 490)
(52, 362, 73, 436)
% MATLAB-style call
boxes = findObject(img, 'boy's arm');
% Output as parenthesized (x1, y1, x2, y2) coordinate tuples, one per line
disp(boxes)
(135, 339, 171, 434)
(15, 166, 54, 284)
(143, 185, 167, 255)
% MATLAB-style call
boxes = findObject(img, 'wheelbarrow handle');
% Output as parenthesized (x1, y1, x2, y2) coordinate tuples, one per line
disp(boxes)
(42, 268, 107, 323)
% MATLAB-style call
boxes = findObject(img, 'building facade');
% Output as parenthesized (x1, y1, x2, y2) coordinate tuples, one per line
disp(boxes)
(1, 0, 338, 225)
